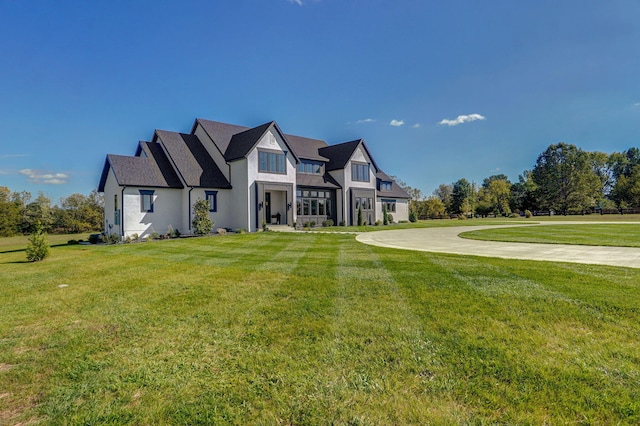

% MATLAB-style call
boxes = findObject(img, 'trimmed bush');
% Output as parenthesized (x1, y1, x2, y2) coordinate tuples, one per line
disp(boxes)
(26, 225, 50, 262)
(322, 219, 334, 227)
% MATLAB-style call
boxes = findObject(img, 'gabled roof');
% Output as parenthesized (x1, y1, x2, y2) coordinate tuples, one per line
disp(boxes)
(318, 139, 380, 172)
(376, 171, 411, 199)
(193, 118, 249, 156)
(223, 121, 300, 163)
(154, 130, 231, 189)
(98, 141, 183, 192)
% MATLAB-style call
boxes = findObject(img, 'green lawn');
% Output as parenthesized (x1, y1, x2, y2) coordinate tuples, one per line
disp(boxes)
(1, 231, 639, 424)
(460, 223, 640, 247)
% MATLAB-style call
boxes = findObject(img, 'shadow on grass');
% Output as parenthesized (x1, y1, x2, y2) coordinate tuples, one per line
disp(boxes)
(1, 243, 91, 254)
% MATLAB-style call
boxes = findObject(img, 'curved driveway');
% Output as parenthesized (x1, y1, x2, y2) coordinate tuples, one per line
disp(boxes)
(356, 222, 640, 268)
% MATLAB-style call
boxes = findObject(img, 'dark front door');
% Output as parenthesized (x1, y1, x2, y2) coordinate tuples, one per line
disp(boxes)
(265, 192, 271, 223)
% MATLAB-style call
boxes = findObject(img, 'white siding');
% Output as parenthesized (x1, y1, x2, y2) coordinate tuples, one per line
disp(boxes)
(122, 187, 182, 238)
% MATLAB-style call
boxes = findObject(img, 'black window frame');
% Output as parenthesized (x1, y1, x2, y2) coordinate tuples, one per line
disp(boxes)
(140, 190, 154, 213)
(352, 163, 370, 182)
(205, 190, 218, 212)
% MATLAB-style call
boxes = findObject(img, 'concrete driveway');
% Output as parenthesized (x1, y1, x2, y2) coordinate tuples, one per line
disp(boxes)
(356, 222, 640, 268)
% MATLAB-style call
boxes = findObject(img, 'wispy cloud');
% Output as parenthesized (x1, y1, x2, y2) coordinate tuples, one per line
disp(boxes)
(412, 123, 421, 128)
(439, 113, 486, 126)
(288, 0, 303, 5)
(0, 154, 28, 160)
(20, 169, 69, 185)
(634, 102, 640, 108)
(356, 118, 376, 124)
(389, 119, 405, 127)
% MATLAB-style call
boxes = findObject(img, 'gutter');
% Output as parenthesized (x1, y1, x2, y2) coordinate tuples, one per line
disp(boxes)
(121, 186, 126, 237)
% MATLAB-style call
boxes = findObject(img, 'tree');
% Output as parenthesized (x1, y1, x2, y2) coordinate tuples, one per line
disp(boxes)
(389, 174, 423, 214)
(21, 192, 53, 234)
(532, 143, 600, 213)
(479, 176, 511, 216)
(433, 184, 453, 214)
(421, 196, 446, 219)
(192, 198, 214, 235)
(26, 223, 50, 262)
(451, 178, 474, 215)
(382, 204, 388, 225)
(357, 206, 364, 226)
(0, 186, 21, 236)
(510, 170, 537, 212)
(58, 192, 103, 233)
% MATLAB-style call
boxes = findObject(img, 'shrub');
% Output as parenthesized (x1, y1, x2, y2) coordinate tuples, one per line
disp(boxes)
(124, 236, 132, 244)
(172, 229, 181, 238)
(339, 220, 346, 227)
(457, 214, 467, 220)
(386, 213, 394, 224)
(67, 239, 79, 245)
(525, 210, 533, 218)
(132, 233, 139, 242)
(192, 198, 214, 235)
(89, 234, 101, 244)
(303, 222, 310, 228)
(309, 221, 316, 227)
(383, 204, 388, 225)
(262, 220, 268, 232)
(375, 220, 382, 226)
(26, 225, 50, 262)
(357, 207, 364, 226)
(409, 211, 418, 223)
(322, 219, 334, 227)
(151, 232, 159, 240)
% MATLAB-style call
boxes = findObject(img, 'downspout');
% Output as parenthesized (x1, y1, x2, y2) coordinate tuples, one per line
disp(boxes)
(188, 187, 193, 231)
(121, 186, 126, 238)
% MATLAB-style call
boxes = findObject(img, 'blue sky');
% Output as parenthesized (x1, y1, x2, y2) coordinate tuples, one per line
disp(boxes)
(1, 0, 639, 203)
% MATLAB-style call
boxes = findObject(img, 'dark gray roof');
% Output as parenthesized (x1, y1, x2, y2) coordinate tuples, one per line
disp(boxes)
(194, 119, 249, 156)
(376, 171, 411, 199)
(296, 172, 341, 189)
(225, 122, 274, 161)
(318, 139, 380, 172)
(285, 134, 329, 161)
(155, 130, 231, 188)
(98, 141, 183, 191)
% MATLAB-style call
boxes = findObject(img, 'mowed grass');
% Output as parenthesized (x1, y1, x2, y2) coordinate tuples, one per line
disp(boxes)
(1, 232, 639, 424)
(461, 223, 640, 247)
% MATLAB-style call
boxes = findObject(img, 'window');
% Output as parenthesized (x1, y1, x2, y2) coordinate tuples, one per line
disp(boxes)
(380, 181, 392, 191)
(140, 190, 154, 213)
(114, 194, 120, 225)
(383, 199, 396, 213)
(205, 191, 218, 212)
(355, 197, 361, 210)
(258, 150, 286, 174)
(298, 160, 323, 174)
(352, 163, 369, 182)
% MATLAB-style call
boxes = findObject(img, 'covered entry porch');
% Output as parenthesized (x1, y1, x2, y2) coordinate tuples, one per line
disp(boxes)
(256, 182, 293, 227)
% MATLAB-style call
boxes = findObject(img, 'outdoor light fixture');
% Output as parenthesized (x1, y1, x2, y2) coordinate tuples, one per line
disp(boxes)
(287, 202, 292, 210)
(258, 202, 263, 210)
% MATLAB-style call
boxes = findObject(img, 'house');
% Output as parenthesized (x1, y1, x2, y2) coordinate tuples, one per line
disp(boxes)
(98, 118, 410, 237)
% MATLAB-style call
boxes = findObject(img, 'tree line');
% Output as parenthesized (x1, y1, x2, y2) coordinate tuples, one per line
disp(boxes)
(398, 143, 640, 219)
(0, 187, 103, 236)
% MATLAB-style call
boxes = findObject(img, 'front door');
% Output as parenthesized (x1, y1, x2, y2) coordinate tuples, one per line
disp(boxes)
(265, 192, 271, 223)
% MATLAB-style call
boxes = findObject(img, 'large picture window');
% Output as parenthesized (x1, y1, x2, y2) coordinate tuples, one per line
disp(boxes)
(352, 163, 369, 182)
(259, 150, 286, 174)
(140, 190, 154, 213)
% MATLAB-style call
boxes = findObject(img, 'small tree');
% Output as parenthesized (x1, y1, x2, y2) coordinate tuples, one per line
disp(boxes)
(26, 223, 49, 262)
(382, 204, 388, 225)
(192, 199, 214, 236)
(357, 206, 364, 226)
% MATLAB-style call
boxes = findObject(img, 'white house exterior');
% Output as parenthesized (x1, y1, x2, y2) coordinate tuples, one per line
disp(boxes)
(98, 119, 410, 238)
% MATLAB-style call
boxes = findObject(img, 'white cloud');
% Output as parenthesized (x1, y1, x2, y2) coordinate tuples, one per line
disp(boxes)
(19, 169, 69, 185)
(439, 113, 486, 126)
(288, 0, 303, 5)
(356, 118, 376, 124)
(390, 119, 405, 127)
(412, 123, 421, 128)
(634, 103, 640, 108)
